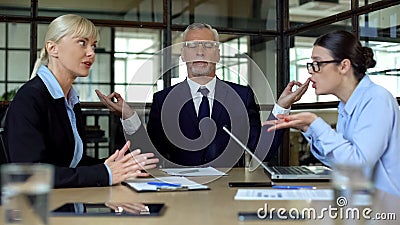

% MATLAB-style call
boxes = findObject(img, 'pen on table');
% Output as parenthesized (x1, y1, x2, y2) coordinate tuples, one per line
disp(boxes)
(272, 185, 316, 189)
(178, 169, 200, 174)
(147, 182, 182, 187)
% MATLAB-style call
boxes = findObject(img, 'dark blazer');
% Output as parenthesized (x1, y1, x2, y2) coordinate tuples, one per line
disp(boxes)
(5, 76, 109, 188)
(137, 78, 279, 167)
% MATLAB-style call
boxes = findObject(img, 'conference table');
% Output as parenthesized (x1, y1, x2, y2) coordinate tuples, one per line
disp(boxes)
(5, 167, 400, 225)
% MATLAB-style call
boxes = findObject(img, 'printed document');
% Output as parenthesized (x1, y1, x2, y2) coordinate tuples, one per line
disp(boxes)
(125, 176, 208, 192)
(161, 166, 226, 176)
(234, 189, 333, 200)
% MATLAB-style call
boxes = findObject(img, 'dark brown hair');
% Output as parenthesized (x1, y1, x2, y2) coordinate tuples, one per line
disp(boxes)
(314, 30, 376, 80)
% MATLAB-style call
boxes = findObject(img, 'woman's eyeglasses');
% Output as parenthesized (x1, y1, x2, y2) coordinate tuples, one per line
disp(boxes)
(306, 60, 341, 72)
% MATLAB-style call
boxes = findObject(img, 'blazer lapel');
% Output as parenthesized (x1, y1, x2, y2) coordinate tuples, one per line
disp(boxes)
(212, 79, 229, 122)
(174, 80, 198, 126)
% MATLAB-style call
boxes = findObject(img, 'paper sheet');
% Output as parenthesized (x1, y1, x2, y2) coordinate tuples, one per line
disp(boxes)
(124, 176, 208, 191)
(234, 189, 333, 200)
(161, 167, 227, 176)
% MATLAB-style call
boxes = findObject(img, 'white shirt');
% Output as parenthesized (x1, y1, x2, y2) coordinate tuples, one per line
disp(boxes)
(187, 77, 216, 116)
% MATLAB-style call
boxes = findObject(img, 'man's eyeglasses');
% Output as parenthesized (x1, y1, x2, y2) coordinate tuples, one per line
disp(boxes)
(306, 60, 341, 72)
(183, 41, 219, 49)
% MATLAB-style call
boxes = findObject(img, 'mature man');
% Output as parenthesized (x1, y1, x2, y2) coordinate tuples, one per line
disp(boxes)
(97, 23, 308, 167)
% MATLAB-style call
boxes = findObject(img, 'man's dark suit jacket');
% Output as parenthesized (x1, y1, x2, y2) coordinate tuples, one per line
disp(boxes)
(131, 78, 280, 167)
(5, 76, 109, 188)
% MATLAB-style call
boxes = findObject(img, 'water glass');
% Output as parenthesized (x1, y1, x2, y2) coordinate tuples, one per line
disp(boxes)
(332, 163, 374, 208)
(1, 163, 54, 225)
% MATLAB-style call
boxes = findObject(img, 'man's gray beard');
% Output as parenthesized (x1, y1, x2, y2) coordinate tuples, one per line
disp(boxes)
(190, 63, 212, 77)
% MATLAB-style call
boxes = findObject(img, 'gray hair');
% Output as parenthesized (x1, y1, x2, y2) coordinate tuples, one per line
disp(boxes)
(30, 14, 99, 78)
(182, 23, 219, 41)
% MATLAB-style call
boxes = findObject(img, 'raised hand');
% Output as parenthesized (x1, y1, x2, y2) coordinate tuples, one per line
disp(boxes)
(277, 78, 310, 109)
(95, 89, 134, 119)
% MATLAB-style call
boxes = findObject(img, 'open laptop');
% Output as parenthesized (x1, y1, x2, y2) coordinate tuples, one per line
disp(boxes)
(223, 127, 331, 181)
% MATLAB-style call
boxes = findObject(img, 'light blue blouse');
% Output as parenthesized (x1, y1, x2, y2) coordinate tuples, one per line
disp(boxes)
(37, 65, 83, 168)
(37, 65, 112, 185)
(303, 75, 400, 196)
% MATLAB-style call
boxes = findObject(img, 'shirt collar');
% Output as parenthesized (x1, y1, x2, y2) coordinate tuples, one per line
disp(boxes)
(338, 75, 372, 115)
(186, 76, 216, 97)
(37, 65, 80, 106)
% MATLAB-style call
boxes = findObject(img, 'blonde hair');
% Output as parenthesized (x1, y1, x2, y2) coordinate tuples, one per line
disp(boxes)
(30, 14, 99, 78)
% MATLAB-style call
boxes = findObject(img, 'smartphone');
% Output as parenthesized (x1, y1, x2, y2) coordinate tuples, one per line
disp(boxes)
(52, 202, 165, 217)
(238, 212, 305, 221)
(228, 182, 273, 187)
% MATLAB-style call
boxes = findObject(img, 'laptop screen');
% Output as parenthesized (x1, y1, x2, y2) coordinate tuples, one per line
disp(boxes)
(223, 127, 331, 181)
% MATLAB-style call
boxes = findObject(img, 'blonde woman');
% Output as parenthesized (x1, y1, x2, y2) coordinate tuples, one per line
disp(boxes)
(5, 14, 158, 188)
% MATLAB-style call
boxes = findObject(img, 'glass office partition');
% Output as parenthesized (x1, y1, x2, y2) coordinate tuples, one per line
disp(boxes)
(8, 51, 29, 82)
(8, 23, 30, 49)
(38, 0, 163, 22)
(360, 4, 400, 97)
(289, 0, 350, 28)
(0, 0, 30, 16)
(97, 27, 112, 52)
(0, 23, 5, 83)
(359, 0, 381, 7)
(0, 50, 4, 95)
(0, 51, 4, 82)
(0, 22, 31, 99)
(37, 25, 48, 50)
(248, 36, 277, 106)
(114, 28, 162, 102)
(218, 36, 249, 85)
(0, 23, 4, 48)
(7, 23, 30, 82)
(172, 0, 277, 30)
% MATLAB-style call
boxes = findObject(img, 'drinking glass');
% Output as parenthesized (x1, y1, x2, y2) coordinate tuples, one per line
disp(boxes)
(332, 164, 374, 208)
(1, 163, 54, 225)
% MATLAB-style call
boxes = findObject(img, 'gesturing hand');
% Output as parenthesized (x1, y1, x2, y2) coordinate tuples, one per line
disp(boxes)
(277, 78, 310, 109)
(105, 141, 159, 185)
(262, 112, 318, 132)
(95, 89, 134, 119)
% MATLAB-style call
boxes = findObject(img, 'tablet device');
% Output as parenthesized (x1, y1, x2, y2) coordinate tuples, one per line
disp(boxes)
(52, 202, 165, 217)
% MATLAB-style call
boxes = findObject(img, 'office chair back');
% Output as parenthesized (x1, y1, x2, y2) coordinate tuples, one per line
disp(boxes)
(0, 106, 8, 205)
(0, 107, 9, 165)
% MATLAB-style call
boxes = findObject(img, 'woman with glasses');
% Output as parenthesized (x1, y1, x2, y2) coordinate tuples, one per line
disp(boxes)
(264, 30, 400, 196)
